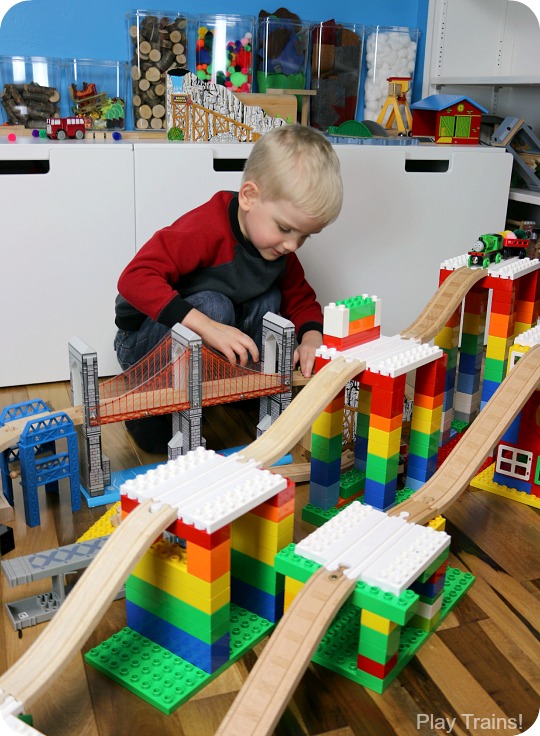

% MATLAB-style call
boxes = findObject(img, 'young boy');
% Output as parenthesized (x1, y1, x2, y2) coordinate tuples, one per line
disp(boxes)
(114, 124, 343, 450)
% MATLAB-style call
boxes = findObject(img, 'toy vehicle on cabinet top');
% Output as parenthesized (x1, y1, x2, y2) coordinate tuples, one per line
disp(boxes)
(467, 230, 530, 268)
(46, 116, 86, 140)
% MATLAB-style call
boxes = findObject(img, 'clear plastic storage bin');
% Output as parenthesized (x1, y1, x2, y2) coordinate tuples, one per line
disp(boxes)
(127, 9, 189, 130)
(195, 14, 255, 92)
(362, 26, 420, 121)
(0, 55, 62, 128)
(257, 16, 311, 99)
(65, 59, 128, 131)
(310, 21, 364, 131)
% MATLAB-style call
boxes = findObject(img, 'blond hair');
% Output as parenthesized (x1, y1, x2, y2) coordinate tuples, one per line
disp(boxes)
(242, 124, 343, 224)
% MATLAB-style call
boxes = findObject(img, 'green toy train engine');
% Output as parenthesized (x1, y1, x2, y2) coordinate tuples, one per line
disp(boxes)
(468, 230, 529, 268)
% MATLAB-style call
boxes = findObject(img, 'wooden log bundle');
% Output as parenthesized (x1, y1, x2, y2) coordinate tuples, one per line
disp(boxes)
(128, 13, 188, 130)
(0, 82, 60, 128)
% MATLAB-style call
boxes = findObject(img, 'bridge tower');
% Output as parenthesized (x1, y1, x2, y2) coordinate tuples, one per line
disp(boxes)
(169, 323, 204, 458)
(68, 337, 111, 499)
(256, 313, 295, 437)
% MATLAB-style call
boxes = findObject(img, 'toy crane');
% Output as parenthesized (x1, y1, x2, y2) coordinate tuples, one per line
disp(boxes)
(376, 76, 412, 134)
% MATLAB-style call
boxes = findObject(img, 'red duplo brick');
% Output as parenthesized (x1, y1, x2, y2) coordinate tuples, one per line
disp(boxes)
(323, 326, 381, 350)
(357, 652, 398, 678)
(168, 519, 231, 549)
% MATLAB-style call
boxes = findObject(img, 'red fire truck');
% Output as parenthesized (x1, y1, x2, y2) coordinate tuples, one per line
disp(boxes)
(46, 116, 86, 140)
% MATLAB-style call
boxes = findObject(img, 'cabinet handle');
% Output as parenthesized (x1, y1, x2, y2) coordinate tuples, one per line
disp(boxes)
(404, 159, 450, 173)
(0, 160, 50, 175)
(213, 158, 247, 172)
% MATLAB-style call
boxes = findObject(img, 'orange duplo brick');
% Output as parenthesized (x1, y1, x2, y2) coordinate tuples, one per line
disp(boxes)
(251, 496, 295, 522)
(515, 304, 536, 323)
(369, 413, 403, 433)
(186, 538, 231, 582)
(414, 392, 444, 410)
(487, 311, 515, 337)
(349, 315, 375, 334)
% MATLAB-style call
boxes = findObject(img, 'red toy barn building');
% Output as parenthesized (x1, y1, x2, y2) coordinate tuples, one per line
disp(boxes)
(411, 94, 487, 144)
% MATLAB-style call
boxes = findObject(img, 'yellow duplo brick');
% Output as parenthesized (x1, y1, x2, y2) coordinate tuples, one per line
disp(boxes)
(514, 321, 534, 336)
(367, 427, 401, 458)
(129, 567, 231, 614)
(428, 516, 446, 532)
(231, 513, 294, 562)
(360, 609, 399, 635)
(312, 408, 345, 439)
(284, 576, 304, 612)
(411, 405, 443, 434)
(462, 313, 486, 335)
(435, 325, 459, 349)
(133, 543, 230, 598)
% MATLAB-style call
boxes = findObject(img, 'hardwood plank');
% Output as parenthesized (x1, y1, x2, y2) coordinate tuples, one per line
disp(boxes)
(444, 490, 540, 581)
(458, 550, 540, 633)
(413, 636, 512, 735)
(436, 621, 539, 724)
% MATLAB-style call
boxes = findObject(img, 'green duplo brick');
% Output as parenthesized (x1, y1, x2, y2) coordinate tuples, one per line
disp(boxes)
(274, 543, 321, 583)
(311, 433, 343, 462)
(358, 623, 401, 657)
(355, 412, 370, 437)
(231, 549, 284, 596)
(460, 333, 485, 354)
(85, 606, 274, 715)
(366, 452, 399, 483)
(483, 357, 506, 382)
(125, 576, 229, 644)
(337, 295, 375, 321)
(358, 632, 400, 664)
(301, 503, 341, 528)
(340, 468, 365, 499)
(408, 430, 440, 457)
(352, 582, 418, 626)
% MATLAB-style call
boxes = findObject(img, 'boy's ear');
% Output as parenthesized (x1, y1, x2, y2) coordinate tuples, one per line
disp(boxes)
(238, 180, 260, 211)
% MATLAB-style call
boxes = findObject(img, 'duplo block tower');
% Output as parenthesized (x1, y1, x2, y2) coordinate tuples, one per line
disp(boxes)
(307, 294, 444, 517)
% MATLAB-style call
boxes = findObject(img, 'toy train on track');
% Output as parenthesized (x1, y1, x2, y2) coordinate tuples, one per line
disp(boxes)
(468, 229, 530, 268)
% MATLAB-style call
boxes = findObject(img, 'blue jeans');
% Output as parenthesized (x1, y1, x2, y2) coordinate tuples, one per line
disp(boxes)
(114, 288, 281, 371)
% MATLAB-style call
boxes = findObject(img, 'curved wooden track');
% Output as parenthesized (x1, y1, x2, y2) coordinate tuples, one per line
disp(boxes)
(390, 343, 540, 524)
(0, 355, 364, 720)
(216, 344, 540, 736)
(400, 266, 486, 343)
(215, 566, 356, 736)
(1, 312, 539, 734)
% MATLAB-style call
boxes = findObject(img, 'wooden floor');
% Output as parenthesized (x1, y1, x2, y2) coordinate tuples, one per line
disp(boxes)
(1, 380, 539, 736)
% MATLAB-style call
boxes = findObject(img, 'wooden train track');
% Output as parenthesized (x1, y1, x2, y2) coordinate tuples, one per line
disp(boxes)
(1, 292, 539, 734)
(215, 566, 356, 736)
(391, 343, 540, 524)
(215, 344, 540, 734)
(0, 356, 363, 724)
(400, 266, 487, 343)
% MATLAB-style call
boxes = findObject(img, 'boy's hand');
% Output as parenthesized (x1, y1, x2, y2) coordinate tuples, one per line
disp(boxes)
(294, 330, 323, 378)
(183, 309, 259, 365)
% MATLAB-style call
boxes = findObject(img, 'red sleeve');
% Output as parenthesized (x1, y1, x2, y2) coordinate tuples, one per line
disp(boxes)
(117, 193, 233, 322)
(278, 253, 324, 338)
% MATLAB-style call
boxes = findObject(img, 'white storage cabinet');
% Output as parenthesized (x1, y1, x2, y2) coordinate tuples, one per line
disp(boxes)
(0, 139, 135, 386)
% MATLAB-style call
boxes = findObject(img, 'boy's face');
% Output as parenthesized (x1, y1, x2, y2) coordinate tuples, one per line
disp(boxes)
(238, 181, 325, 261)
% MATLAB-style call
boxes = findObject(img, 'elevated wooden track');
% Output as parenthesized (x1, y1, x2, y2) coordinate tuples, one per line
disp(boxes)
(1, 266, 539, 735)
